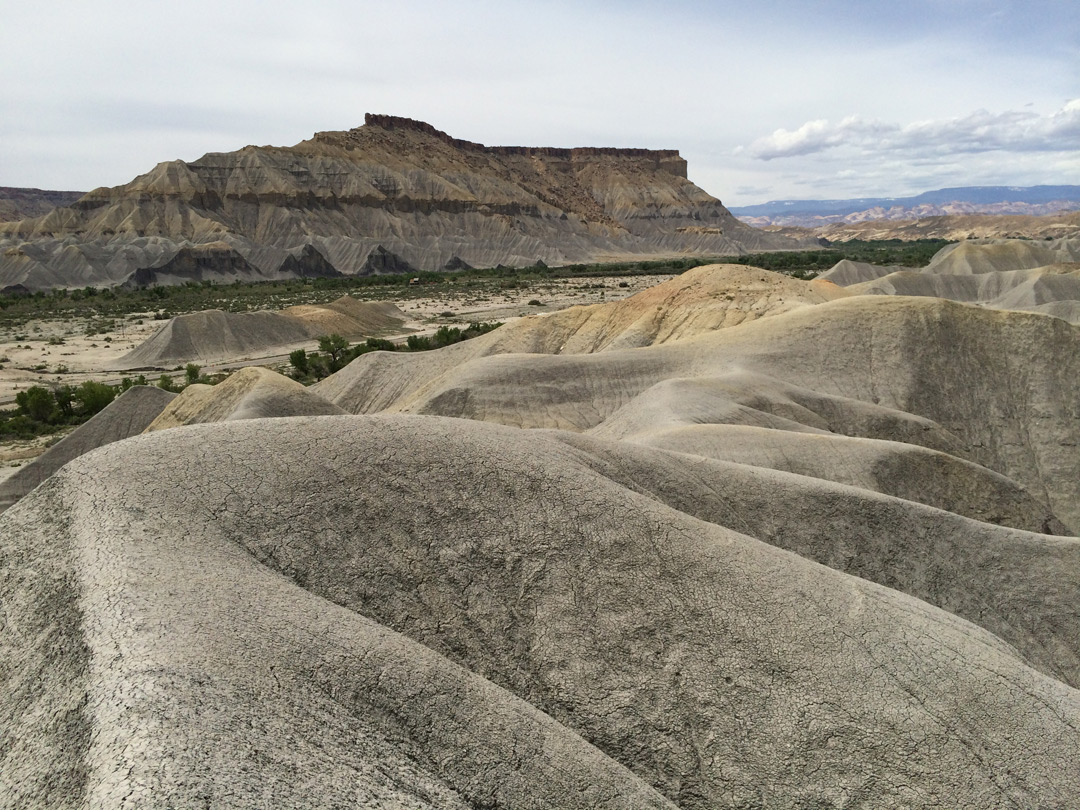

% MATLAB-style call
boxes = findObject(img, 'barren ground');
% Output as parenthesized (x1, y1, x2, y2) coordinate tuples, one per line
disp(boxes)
(0, 274, 672, 464)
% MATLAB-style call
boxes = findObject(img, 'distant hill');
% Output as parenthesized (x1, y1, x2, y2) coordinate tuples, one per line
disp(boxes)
(763, 210, 1080, 242)
(732, 186, 1080, 227)
(0, 186, 85, 222)
(0, 115, 808, 291)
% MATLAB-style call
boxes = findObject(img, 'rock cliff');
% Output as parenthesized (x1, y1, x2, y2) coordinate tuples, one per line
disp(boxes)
(0, 116, 805, 290)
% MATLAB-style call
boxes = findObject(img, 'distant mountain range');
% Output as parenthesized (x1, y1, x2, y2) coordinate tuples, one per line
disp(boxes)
(731, 186, 1080, 227)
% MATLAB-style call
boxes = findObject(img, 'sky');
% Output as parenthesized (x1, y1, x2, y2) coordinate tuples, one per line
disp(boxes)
(1, 0, 1078, 205)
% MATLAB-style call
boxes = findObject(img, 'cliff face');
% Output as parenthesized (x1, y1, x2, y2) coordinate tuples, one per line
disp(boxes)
(0, 116, 806, 290)
(0, 187, 85, 223)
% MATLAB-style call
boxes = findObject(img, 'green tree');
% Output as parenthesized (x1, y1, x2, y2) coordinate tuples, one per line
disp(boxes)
(53, 384, 76, 419)
(317, 334, 350, 369)
(289, 349, 309, 376)
(364, 337, 396, 352)
(158, 374, 178, 392)
(185, 363, 201, 384)
(15, 386, 57, 422)
(73, 381, 115, 417)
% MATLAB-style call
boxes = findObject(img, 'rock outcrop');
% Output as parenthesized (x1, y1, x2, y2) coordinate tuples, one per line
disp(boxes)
(0, 116, 807, 291)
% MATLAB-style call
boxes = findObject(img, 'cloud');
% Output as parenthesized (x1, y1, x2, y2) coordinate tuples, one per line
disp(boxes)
(745, 101, 1080, 160)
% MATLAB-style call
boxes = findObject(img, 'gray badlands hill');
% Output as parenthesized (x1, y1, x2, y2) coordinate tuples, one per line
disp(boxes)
(3, 265, 1080, 807)
(0, 115, 806, 292)
(144, 366, 345, 430)
(3, 415, 1079, 808)
(0, 385, 176, 513)
(112, 296, 406, 369)
(821, 237, 1080, 323)
(313, 285, 1080, 534)
(0, 187, 85, 223)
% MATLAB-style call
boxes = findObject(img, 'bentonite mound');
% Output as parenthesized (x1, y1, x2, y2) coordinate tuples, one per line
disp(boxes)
(0, 385, 176, 513)
(481, 264, 850, 354)
(2, 415, 1079, 809)
(4, 265, 1080, 807)
(820, 237, 1080, 323)
(919, 237, 1080, 275)
(845, 264, 1080, 324)
(817, 258, 903, 285)
(144, 366, 345, 431)
(629, 422, 1064, 533)
(112, 296, 406, 369)
(315, 292, 1080, 534)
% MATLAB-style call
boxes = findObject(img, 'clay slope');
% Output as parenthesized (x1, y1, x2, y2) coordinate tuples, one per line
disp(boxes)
(481, 263, 849, 354)
(316, 291, 1080, 533)
(820, 237, 1080, 323)
(0, 385, 175, 513)
(3, 415, 1079, 809)
(0, 115, 807, 291)
(112, 296, 406, 369)
(144, 367, 345, 430)
(308, 263, 850, 413)
(4, 266, 1080, 807)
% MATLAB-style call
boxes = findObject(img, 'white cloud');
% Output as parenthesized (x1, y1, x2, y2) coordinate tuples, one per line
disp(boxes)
(746, 102, 1080, 160)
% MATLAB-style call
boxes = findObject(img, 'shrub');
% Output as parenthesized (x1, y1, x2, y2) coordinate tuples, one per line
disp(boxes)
(73, 381, 115, 417)
(289, 349, 309, 376)
(16, 386, 57, 422)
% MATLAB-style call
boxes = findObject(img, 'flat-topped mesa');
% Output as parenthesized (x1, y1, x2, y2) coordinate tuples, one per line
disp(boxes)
(0, 115, 808, 290)
(353, 114, 688, 177)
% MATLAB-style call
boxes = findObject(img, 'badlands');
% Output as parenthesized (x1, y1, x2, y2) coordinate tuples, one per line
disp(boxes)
(2, 234, 1080, 808)
(0, 115, 804, 292)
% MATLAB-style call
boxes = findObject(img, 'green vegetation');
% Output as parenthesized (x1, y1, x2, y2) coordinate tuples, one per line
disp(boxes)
(2, 380, 119, 440)
(0, 369, 224, 440)
(290, 322, 503, 383)
(718, 239, 950, 279)
(0, 241, 950, 329)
